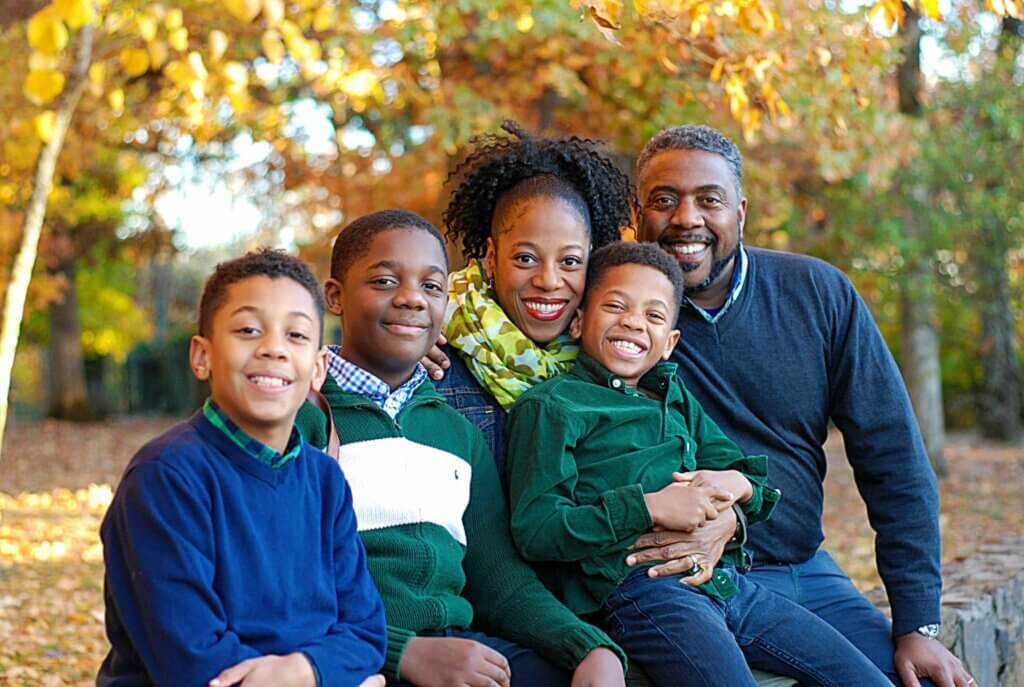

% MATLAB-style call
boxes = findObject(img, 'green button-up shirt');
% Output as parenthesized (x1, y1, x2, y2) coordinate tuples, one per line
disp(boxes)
(506, 353, 780, 614)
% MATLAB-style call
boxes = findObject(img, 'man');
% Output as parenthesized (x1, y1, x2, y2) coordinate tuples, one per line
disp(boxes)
(629, 124, 972, 687)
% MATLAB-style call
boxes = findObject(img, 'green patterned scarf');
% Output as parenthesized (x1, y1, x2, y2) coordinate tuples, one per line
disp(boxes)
(445, 260, 579, 410)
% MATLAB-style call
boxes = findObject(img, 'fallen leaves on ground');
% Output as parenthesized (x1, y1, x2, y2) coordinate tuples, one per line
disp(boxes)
(0, 417, 1021, 685)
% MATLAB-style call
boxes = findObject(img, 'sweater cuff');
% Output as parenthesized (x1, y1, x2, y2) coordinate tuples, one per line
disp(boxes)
(602, 484, 654, 540)
(889, 595, 942, 638)
(558, 624, 629, 674)
(384, 625, 416, 682)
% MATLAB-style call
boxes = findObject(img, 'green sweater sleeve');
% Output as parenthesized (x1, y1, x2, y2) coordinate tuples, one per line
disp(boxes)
(295, 399, 329, 450)
(506, 398, 654, 563)
(680, 384, 780, 525)
(381, 624, 415, 682)
(460, 427, 627, 672)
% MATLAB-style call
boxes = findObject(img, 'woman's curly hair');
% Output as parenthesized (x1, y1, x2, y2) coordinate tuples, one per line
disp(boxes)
(443, 121, 633, 259)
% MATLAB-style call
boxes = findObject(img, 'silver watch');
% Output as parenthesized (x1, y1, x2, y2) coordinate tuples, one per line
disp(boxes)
(915, 623, 940, 639)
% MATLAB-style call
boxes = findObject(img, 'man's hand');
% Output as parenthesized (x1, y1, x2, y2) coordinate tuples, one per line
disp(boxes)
(894, 633, 975, 687)
(208, 653, 316, 687)
(570, 647, 625, 687)
(358, 677, 386, 687)
(421, 335, 450, 381)
(625, 506, 736, 585)
(399, 636, 511, 687)
(672, 470, 752, 506)
(643, 481, 730, 532)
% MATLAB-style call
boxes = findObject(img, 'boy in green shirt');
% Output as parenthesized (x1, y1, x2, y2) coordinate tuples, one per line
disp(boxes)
(295, 209, 626, 687)
(506, 241, 889, 687)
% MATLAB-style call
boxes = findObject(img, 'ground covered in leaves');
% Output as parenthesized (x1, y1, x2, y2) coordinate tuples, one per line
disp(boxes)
(1, 417, 1022, 685)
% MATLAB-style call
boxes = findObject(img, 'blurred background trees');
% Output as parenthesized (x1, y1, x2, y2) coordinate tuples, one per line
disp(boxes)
(0, 0, 1021, 461)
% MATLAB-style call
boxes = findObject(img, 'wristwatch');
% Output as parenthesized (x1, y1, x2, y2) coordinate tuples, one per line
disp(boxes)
(915, 623, 940, 639)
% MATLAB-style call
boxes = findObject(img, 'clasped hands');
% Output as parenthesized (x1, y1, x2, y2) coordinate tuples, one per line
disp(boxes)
(629, 470, 751, 585)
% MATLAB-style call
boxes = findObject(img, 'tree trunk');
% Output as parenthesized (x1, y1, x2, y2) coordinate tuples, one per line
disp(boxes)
(0, 23, 93, 461)
(975, 228, 1021, 440)
(897, 5, 947, 475)
(46, 248, 91, 420)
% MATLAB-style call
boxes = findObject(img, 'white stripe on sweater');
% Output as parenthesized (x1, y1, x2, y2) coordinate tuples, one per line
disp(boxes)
(337, 437, 472, 545)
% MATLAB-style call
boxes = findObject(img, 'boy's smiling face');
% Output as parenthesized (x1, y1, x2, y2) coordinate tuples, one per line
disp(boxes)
(572, 263, 680, 389)
(327, 227, 448, 389)
(190, 275, 327, 452)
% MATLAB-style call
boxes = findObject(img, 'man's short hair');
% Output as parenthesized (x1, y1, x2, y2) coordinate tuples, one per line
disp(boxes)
(585, 240, 685, 316)
(330, 209, 448, 281)
(637, 125, 743, 197)
(198, 248, 325, 340)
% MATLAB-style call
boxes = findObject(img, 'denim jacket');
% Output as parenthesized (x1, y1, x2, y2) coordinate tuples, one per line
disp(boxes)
(434, 345, 510, 492)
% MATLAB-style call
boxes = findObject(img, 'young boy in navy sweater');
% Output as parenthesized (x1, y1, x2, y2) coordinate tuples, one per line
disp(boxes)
(98, 249, 387, 687)
(295, 209, 627, 687)
(506, 241, 890, 687)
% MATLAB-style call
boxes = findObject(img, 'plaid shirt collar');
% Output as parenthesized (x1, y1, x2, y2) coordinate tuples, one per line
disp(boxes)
(326, 346, 428, 419)
(202, 398, 303, 469)
(684, 245, 748, 323)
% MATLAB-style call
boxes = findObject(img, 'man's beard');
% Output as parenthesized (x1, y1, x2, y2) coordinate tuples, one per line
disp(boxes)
(682, 243, 738, 295)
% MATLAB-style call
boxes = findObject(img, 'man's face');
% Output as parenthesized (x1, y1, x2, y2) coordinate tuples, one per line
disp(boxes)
(190, 275, 327, 451)
(326, 227, 448, 389)
(636, 149, 747, 306)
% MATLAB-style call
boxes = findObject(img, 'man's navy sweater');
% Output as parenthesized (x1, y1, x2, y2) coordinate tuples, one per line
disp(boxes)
(671, 247, 941, 636)
(97, 412, 387, 686)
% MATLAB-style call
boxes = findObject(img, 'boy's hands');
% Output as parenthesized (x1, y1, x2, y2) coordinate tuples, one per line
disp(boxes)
(643, 481, 731, 532)
(570, 647, 625, 687)
(626, 507, 738, 585)
(400, 636, 511, 687)
(421, 334, 450, 381)
(208, 653, 316, 687)
(672, 470, 753, 506)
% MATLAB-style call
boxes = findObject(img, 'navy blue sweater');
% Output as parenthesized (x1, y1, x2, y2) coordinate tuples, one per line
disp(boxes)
(97, 412, 387, 686)
(672, 247, 941, 636)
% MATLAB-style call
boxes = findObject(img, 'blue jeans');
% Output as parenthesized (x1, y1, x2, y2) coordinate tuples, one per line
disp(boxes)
(601, 567, 889, 687)
(390, 628, 569, 686)
(747, 549, 930, 687)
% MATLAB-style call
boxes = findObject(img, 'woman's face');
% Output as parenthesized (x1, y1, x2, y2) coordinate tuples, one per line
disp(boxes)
(485, 195, 590, 344)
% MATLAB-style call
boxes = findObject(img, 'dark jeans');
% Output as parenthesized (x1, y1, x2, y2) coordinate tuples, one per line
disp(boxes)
(601, 567, 889, 687)
(748, 549, 931, 687)
(389, 628, 570, 686)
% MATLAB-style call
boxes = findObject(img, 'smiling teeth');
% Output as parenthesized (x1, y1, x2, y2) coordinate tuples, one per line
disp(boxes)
(525, 302, 564, 314)
(611, 340, 643, 354)
(250, 375, 288, 387)
(675, 243, 707, 255)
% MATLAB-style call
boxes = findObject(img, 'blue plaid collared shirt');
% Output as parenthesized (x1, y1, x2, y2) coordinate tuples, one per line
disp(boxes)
(202, 397, 303, 468)
(325, 346, 428, 419)
(685, 245, 749, 323)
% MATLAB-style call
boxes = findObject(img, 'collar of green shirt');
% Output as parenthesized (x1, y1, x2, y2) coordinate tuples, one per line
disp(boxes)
(202, 397, 303, 469)
(570, 352, 680, 399)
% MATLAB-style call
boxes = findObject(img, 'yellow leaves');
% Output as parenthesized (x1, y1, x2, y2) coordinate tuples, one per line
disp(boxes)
(33, 111, 57, 142)
(168, 26, 189, 51)
(263, 0, 285, 26)
(148, 39, 169, 69)
(987, 0, 1023, 17)
(584, 0, 623, 44)
(339, 68, 378, 98)
(224, 0, 261, 23)
(28, 9, 69, 55)
(0, 485, 113, 566)
(136, 14, 158, 42)
(208, 29, 229, 63)
(165, 8, 184, 30)
(120, 47, 150, 77)
(262, 29, 286, 63)
(221, 61, 248, 93)
(869, 0, 904, 31)
(107, 87, 124, 113)
(313, 4, 336, 31)
(917, 0, 942, 20)
(53, 0, 96, 29)
(515, 11, 535, 33)
(24, 69, 66, 105)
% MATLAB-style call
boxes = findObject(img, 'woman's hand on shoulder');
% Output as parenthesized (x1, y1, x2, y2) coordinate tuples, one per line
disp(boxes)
(571, 647, 625, 687)
(421, 334, 450, 381)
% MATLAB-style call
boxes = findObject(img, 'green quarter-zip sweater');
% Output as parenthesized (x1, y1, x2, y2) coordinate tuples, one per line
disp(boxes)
(506, 353, 781, 615)
(296, 374, 624, 682)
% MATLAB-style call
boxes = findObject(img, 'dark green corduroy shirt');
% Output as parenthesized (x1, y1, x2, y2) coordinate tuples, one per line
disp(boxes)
(506, 353, 780, 615)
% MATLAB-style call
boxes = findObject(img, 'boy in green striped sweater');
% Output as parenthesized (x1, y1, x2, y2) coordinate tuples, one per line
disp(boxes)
(296, 209, 626, 687)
